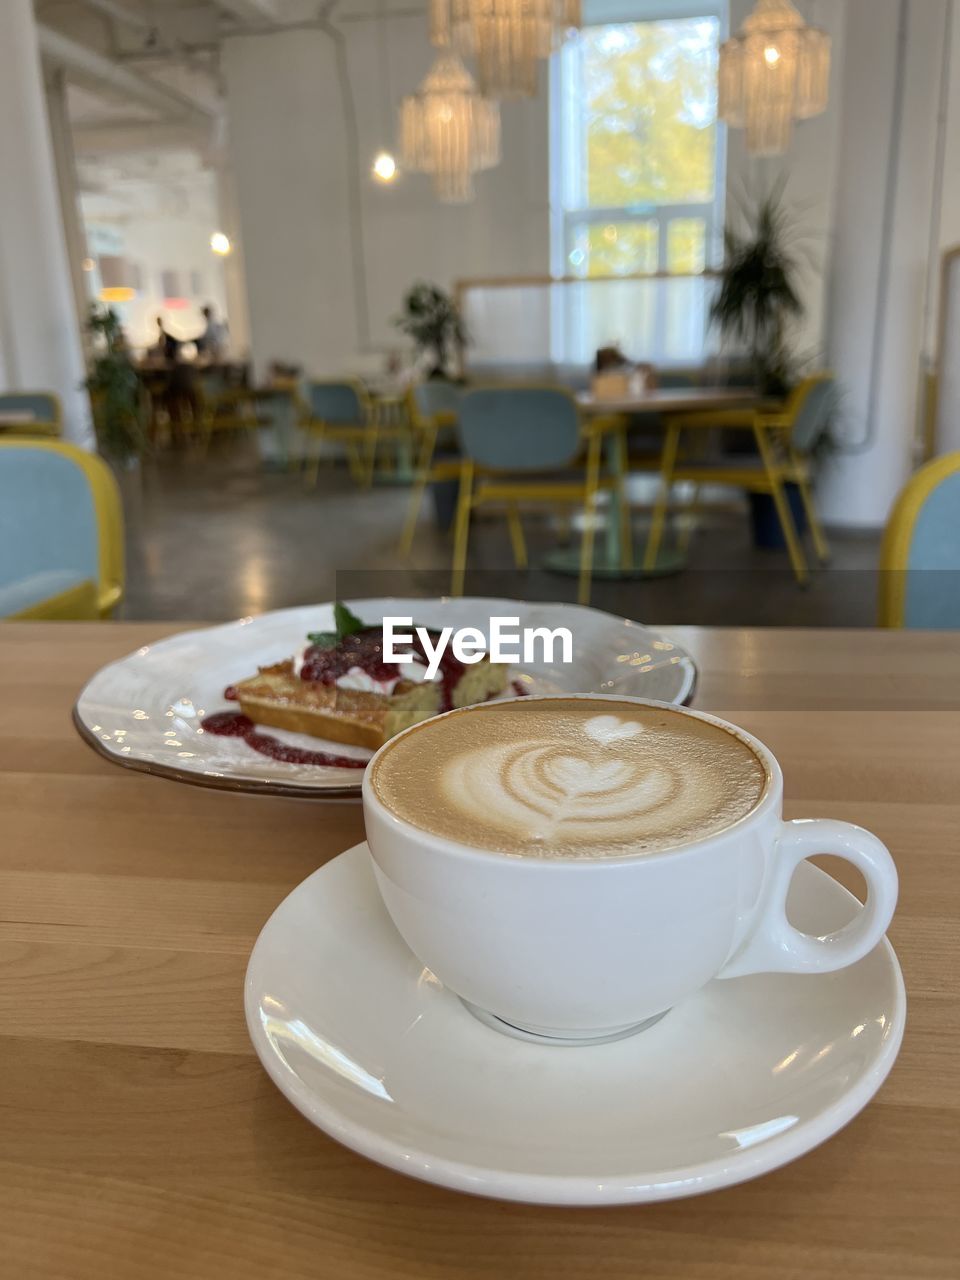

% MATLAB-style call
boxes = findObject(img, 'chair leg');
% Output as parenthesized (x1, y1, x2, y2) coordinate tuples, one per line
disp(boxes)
(678, 483, 701, 555)
(363, 429, 379, 487)
(755, 428, 809, 585)
(344, 441, 363, 486)
(399, 427, 436, 556)
(506, 503, 528, 570)
(793, 458, 831, 564)
(451, 461, 474, 597)
(579, 431, 602, 605)
(305, 443, 322, 489)
(644, 422, 681, 571)
(615, 425, 633, 570)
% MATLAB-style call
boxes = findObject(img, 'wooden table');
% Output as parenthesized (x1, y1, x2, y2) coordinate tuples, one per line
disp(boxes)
(577, 387, 756, 417)
(2, 622, 958, 1279)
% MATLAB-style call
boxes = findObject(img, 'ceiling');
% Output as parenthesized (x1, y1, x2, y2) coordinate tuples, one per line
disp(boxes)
(35, 1, 427, 215)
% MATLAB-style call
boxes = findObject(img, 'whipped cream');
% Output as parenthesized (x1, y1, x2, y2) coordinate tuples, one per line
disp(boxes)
(336, 658, 429, 694)
(291, 643, 310, 677)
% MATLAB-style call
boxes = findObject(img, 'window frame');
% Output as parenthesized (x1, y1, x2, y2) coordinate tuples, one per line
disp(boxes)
(550, 4, 728, 282)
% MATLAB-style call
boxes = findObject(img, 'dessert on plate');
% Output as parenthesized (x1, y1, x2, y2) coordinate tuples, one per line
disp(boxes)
(221, 604, 508, 752)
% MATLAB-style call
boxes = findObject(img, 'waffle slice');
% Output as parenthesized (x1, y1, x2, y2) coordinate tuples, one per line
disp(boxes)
(233, 654, 508, 751)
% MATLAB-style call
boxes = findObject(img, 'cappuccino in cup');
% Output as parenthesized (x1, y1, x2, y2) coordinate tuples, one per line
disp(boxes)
(370, 699, 767, 859)
(363, 696, 898, 1044)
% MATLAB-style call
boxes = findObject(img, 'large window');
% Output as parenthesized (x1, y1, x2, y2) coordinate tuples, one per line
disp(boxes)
(552, 4, 725, 366)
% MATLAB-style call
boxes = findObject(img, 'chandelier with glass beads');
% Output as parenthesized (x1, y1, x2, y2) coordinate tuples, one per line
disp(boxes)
(399, 53, 501, 204)
(429, 0, 581, 100)
(719, 0, 831, 157)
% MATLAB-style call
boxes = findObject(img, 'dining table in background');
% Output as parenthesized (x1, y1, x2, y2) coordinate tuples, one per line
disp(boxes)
(1, 621, 957, 1279)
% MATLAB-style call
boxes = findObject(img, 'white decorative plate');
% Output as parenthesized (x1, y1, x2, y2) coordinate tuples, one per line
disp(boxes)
(245, 843, 906, 1205)
(75, 598, 696, 797)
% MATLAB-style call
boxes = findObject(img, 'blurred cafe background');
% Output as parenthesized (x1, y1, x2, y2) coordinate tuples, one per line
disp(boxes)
(3, 0, 960, 629)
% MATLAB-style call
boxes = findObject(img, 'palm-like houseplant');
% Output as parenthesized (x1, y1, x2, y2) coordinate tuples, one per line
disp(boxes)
(710, 186, 804, 396)
(395, 282, 466, 378)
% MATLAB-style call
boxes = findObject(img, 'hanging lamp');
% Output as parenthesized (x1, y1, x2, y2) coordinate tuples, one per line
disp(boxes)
(719, 0, 830, 157)
(399, 52, 501, 203)
(430, 0, 581, 100)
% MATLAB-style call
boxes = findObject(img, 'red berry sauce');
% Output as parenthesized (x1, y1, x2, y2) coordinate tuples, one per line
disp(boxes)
(202, 711, 367, 769)
(299, 626, 467, 713)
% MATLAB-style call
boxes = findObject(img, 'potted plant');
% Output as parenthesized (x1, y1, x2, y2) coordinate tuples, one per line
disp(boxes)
(394, 282, 466, 379)
(85, 303, 145, 469)
(710, 186, 814, 548)
(710, 182, 804, 397)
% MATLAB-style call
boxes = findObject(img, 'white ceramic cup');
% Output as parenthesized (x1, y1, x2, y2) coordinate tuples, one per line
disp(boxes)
(362, 696, 899, 1045)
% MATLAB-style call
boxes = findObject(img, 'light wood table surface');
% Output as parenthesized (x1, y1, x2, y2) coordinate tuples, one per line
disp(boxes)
(1, 622, 958, 1279)
(577, 387, 756, 416)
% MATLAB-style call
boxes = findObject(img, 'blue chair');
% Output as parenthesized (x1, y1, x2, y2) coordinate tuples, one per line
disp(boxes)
(399, 381, 465, 554)
(0, 440, 124, 619)
(451, 386, 617, 605)
(879, 452, 960, 628)
(301, 380, 376, 487)
(0, 392, 61, 438)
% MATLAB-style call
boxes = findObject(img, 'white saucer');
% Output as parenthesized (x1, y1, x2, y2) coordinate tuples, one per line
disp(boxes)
(245, 844, 905, 1205)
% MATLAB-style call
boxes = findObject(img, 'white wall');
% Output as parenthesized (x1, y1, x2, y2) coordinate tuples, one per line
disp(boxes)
(223, 13, 549, 379)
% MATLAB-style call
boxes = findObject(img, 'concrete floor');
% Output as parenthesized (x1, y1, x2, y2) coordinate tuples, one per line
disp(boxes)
(121, 441, 883, 626)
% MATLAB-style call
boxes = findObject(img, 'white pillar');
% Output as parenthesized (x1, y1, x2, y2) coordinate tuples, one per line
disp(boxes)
(0, 0, 93, 448)
(819, 0, 951, 525)
(215, 163, 252, 359)
(222, 29, 359, 381)
(46, 68, 93, 351)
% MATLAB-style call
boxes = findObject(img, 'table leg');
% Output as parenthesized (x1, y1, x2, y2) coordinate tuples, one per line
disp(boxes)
(643, 422, 681, 571)
(542, 419, 687, 583)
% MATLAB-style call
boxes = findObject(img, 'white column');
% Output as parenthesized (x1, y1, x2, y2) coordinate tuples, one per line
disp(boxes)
(46, 68, 93, 351)
(819, 0, 951, 525)
(0, 0, 93, 448)
(215, 163, 252, 359)
(222, 29, 359, 381)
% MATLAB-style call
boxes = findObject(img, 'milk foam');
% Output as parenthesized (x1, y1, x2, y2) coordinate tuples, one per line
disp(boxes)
(372, 699, 767, 858)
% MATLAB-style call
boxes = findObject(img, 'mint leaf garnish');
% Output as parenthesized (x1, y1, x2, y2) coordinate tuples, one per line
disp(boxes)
(306, 631, 337, 648)
(333, 602, 365, 641)
(306, 603, 366, 650)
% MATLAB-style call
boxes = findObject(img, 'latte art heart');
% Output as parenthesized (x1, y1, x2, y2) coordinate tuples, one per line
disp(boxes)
(372, 699, 768, 859)
(445, 740, 679, 847)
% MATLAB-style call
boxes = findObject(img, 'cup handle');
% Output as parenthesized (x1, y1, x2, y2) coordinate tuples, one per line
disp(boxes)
(718, 819, 899, 980)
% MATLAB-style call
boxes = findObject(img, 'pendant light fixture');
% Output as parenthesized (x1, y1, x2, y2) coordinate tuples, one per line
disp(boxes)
(719, 0, 831, 157)
(399, 52, 501, 203)
(430, 0, 581, 100)
(371, 0, 400, 184)
(98, 255, 138, 304)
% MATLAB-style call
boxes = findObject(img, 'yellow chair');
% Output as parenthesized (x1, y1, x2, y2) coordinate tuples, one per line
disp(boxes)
(451, 387, 620, 606)
(0, 392, 62, 438)
(399, 381, 464, 554)
(0, 439, 124, 619)
(644, 374, 835, 583)
(301, 379, 408, 488)
(879, 452, 960, 628)
(196, 367, 265, 454)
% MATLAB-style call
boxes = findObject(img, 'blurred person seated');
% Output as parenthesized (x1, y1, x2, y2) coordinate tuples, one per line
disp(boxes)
(196, 305, 228, 360)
